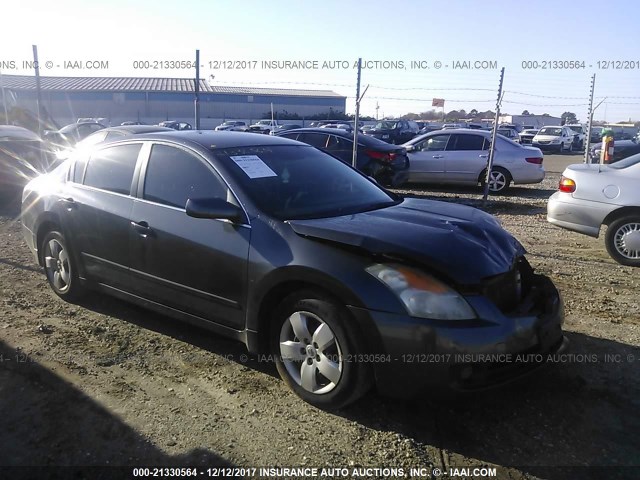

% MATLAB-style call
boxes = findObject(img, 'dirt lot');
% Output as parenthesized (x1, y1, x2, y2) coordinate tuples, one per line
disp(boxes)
(0, 155, 639, 480)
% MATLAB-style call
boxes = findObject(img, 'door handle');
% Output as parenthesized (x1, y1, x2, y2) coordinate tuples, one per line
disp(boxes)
(479, 154, 488, 158)
(130, 220, 153, 236)
(432, 155, 443, 159)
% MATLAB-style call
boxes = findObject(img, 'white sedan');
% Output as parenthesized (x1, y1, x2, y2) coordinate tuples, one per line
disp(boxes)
(547, 154, 640, 266)
(402, 129, 545, 193)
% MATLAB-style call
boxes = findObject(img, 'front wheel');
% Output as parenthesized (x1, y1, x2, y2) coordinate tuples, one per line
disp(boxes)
(41, 230, 84, 301)
(271, 291, 372, 409)
(605, 216, 640, 267)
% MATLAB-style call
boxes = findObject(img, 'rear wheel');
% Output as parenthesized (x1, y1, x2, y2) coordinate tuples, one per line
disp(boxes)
(481, 167, 512, 194)
(605, 215, 640, 267)
(41, 230, 84, 301)
(271, 290, 373, 409)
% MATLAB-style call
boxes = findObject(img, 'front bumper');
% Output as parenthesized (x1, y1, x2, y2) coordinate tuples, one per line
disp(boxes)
(348, 272, 566, 398)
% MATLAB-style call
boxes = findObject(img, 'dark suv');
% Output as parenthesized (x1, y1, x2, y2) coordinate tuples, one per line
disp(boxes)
(275, 127, 409, 187)
(362, 120, 420, 144)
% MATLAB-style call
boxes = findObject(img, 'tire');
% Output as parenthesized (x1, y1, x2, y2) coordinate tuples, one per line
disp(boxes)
(481, 167, 512, 194)
(605, 215, 640, 267)
(271, 290, 373, 409)
(41, 230, 84, 301)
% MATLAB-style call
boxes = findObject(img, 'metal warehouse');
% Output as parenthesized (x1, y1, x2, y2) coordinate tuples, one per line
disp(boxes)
(0, 74, 347, 128)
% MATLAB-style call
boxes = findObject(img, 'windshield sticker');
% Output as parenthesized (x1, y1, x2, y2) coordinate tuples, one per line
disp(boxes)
(229, 155, 277, 179)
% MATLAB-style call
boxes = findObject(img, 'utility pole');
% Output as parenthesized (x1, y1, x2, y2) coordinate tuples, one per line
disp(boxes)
(352, 58, 362, 168)
(583, 74, 596, 164)
(482, 67, 505, 204)
(194, 49, 201, 129)
(32, 45, 43, 138)
(0, 70, 8, 122)
(375, 101, 379, 120)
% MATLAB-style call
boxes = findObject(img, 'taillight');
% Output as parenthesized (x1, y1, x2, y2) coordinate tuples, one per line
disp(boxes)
(559, 176, 576, 193)
(525, 157, 543, 164)
(365, 149, 396, 163)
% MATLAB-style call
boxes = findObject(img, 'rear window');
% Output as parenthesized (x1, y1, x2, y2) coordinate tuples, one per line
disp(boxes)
(83, 143, 141, 194)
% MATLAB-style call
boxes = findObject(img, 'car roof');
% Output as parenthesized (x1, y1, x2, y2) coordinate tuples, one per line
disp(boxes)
(103, 125, 174, 134)
(0, 125, 42, 141)
(131, 130, 300, 149)
(275, 127, 400, 149)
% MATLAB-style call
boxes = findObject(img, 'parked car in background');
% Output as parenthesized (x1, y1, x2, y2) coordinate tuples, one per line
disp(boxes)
(54, 125, 174, 163)
(565, 124, 587, 150)
(121, 121, 145, 126)
(248, 119, 279, 134)
(518, 129, 539, 145)
(269, 124, 302, 135)
(77, 117, 109, 126)
(319, 123, 353, 132)
(590, 127, 603, 143)
(275, 127, 409, 187)
(159, 121, 193, 131)
(214, 121, 247, 132)
(547, 153, 640, 266)
(43, 122, 107, 150)
(21, 130, 566, 408)
(497, 128, 521, 142)
(589, 137, 640, 163)
(532, 126, 577, 153)
(403, 129, 545, 193)
(362, 120, 420, 144)
(0, 125, 53, 197)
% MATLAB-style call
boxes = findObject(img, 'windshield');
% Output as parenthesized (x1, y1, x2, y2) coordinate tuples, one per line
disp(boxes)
(609, 152, 640, 169)
(567, 126, 583, 133)
(522, 130, 538, 135)
(213, 145, 397, 220)
(538, 127, 562, 136)
(258, 120, 272, 125)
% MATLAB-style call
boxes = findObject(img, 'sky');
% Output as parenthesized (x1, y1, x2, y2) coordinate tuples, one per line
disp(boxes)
(1, 0, 639, 122)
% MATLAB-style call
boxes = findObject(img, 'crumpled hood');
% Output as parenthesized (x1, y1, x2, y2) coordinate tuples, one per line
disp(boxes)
(288, 198, 525, 285)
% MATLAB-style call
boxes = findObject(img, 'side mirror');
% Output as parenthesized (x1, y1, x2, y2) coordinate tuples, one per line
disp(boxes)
(186, 197, 243, 222)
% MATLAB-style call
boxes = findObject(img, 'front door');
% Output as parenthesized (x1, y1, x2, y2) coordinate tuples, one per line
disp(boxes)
(128, 143, 250, 328)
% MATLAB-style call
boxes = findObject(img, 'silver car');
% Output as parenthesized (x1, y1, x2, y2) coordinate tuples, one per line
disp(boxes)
(403, 129, 545, 193)
(547, 154, 640, 266)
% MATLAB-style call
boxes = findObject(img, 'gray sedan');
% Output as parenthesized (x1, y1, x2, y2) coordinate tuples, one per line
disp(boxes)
(403, 129, 545, 193)
(547, 154, 640, 266)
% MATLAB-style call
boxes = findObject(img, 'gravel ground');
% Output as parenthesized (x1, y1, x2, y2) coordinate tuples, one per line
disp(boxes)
(0, 169, 638, 480)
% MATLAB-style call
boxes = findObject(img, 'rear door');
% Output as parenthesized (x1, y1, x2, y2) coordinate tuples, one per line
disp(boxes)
(62, 142, 143, 289)
(128, 142, 250, 328)
(444, 133, 489, 183)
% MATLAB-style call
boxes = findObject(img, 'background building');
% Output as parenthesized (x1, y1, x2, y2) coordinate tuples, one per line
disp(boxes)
(498, 114, 562, 129)
(0, 75, 347, 128)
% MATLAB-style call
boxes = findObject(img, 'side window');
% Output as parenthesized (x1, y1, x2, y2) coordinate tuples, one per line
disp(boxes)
(83, 143, 141, 194)
(448, 134, 485, 151)
(297, 133, 329, 149)
(278, 132, 299, 141)
(72, 152, 89, 183)
(326, 135, 352, 151)
(143, 144, 227, 209)
(421, 135, 450, 151)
